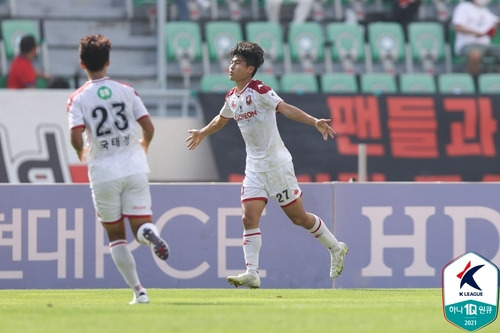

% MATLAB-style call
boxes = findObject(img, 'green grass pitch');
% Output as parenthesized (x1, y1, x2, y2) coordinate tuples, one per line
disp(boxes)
(0, 288, 498, 333)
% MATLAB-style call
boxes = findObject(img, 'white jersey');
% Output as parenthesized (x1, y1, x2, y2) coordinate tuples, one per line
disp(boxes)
(220, 79, 292, 172)
(452, 2, 499, 54)
(67, 77, 150, 185)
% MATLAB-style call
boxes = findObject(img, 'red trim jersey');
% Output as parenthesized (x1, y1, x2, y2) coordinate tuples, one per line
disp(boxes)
(7, 55, 36, 88)
(66, 77, 150, 184)
(220, 79, 292, 172)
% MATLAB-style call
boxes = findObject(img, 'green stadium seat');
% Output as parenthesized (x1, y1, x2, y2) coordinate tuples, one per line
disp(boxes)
(133, 0, 157, 4)
(199, 73, 234, 93)
(478, 73, 500, 94)
(399, 73, 437, 93)
(280, 73, 318, 93)
(35, 77, 49, 89)
(447, 27, 465, 72)
(438, 73, 476, 94)
(0, 19, 41, 76)
(407, 22, 446, 74)
(164, 21, 203, 88)
(360, 73, 397, 94)
(165, 21, 202, 63)
(245, 21, 285, 74)
(254, 73, 280, 91)
(0, 75, 7, 88)
(326, 22, 365, 73)
(287, 22, 325, 73)
(367, 22, 407, 73)
(320, 73, 358, 93)
(205, 21, 243, 71)
(1, 19, 40, 59)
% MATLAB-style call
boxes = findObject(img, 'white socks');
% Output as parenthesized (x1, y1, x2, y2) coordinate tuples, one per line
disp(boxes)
(109, 240, 145, 296)
(308, 214, 339, 252)
(136, 222, 159, 245)
(242, 228, 261, 275)
(241, 216, 337, 276)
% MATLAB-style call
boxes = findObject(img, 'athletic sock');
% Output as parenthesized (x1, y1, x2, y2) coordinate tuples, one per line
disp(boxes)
(136, 222, 159, 245)
(242, 228, 261, 275)
(109, 240, 143, 294)
(308, 214, 339, 252)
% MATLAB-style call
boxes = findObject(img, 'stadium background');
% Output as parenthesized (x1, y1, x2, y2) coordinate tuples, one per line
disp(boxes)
(1, 0, 500, 290)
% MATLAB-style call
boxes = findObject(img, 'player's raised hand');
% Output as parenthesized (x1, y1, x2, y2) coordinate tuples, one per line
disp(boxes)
(186, 129, 204, 150)
(315, 119, 335, 141)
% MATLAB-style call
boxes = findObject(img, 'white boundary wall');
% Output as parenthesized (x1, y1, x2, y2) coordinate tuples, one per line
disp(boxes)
(0, 90, 218, 182)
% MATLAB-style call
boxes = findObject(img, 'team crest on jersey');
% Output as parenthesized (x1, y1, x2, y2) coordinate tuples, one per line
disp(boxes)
(230, 99, 238, 109)
(97, 86, 112, 100)
(246, 95, 252, 105)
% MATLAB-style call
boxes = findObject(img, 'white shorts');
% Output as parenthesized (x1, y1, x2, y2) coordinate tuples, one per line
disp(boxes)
(241, 162, 302, 207)
(91, 173, 152, 223)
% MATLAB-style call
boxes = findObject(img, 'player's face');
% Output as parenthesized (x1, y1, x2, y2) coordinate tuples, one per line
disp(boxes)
(228, 55, 253, 83)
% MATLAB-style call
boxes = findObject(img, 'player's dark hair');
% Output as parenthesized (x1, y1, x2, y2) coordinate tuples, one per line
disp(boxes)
(228, 41, 264, 77)
(79, 34, 112, 72)
(20, 35, 37, 54)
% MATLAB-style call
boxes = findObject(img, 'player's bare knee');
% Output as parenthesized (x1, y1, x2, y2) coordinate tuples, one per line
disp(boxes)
(242, 215, 259, 229)
(288, 215, 306, 227)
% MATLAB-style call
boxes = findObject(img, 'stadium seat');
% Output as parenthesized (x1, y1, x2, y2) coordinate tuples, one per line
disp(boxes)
(254, 73, 280, 91)
(360, 73, 397, 94)
(446, 27, 465, 72)
(164, 21, 203, 88)
(199, 73, 234, 93)
(0, 75, 7, 88)
(478, 73, 500, 94)
(438, 73, 476, 94)
(280, 73, 319, 93)
(1, 19, 40, 59)
(399, 73, 437, 94)
(326, 22, 366, 74)
(205, 21, 243, 72)
(245, 21, 285, 75)
(367, 22, 407, 74)
(35, 76, 49, 89)
(0, 19, 43, 76)
(287, 22, 325, 74)
(320, 73, 358, 93)
(407, 22, 446, 74)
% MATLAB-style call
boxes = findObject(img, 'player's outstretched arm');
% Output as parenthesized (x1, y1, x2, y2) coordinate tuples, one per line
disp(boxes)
(277, 102, 335, 141)
(186, 115, 230, 150)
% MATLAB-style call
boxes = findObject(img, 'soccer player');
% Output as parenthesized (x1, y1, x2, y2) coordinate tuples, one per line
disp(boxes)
(186, 41, 348, 288)
(67, 34, 169, 303)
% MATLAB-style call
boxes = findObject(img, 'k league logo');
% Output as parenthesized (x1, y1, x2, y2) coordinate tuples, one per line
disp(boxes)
(443, 252, 499, 331)
(457, 261, 484, 294)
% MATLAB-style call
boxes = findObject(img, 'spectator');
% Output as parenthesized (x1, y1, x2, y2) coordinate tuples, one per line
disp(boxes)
(392, 0, 421, 27)
(7, 34, 50, 89)
(452, 0, 500, 76)
(265, 0, 314, 23)
(174, 0, 189, 20)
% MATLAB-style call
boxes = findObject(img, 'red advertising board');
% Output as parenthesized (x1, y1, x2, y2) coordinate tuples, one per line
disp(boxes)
(198, 93, 500, 182)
